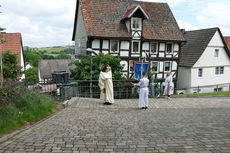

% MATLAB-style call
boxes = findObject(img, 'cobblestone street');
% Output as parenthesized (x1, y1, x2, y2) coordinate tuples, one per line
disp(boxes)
(1, 97, 230, 153)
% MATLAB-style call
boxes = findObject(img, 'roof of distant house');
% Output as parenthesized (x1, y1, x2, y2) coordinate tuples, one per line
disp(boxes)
(179, 27, 230, 67)
(38, 59, 75, 79)
(72, 0, 185, 41)
(0, 32, 23, 66)
(224, 36, 230, 52)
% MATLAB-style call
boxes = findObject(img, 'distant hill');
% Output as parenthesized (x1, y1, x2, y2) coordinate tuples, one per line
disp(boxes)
(35, 46, 75, 54)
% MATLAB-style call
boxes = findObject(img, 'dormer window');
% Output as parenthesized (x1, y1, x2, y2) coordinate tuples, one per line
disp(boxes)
(132, 18, 142, 30)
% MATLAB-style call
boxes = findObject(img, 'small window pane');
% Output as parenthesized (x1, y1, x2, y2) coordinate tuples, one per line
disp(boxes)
(215, 49, 219, 57)
(151, 62, 158, 72)
(111, 40, 118, 52)
(167, 44, 172, 53)
(198, 68, 203, 77)
(151, 42, 157, 53)
(220, 67, 224, 74)
(215, 67, 219, 74)
(133, 42, 139, 53)
(165, 62, 171, 71)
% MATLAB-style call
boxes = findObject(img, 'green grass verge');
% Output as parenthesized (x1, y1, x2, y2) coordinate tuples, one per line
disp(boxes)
(0, 91, 57, 136)
(172, 91, 230, 97)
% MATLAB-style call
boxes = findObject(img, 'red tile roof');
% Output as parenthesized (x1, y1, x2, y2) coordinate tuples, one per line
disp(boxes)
(0, 32, 23, 66)
(73, 0, 185, 41)
(224, 37, 230, 52)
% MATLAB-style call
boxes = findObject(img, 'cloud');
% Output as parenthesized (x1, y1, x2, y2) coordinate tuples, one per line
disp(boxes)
(177, 20, 197, 31)
(196, 1, 230, 35)
(0, 0, 76, 47)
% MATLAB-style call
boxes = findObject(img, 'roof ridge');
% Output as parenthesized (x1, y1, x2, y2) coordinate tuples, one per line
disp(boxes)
(185, 27, 219, 32)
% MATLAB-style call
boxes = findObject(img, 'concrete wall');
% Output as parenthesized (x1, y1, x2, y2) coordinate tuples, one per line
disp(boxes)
(177, 66, 191, 89)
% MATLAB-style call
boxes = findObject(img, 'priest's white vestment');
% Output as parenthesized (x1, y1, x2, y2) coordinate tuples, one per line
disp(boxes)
(138, 77, 149, 108)
(98, 70, 114, 104)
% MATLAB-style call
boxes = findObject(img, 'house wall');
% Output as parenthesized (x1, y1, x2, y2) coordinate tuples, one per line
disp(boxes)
(74, 3, 88, 56)
(191, 30, 230, 88)
(20, 47, 25, 79)
(177, 66, 191, 89)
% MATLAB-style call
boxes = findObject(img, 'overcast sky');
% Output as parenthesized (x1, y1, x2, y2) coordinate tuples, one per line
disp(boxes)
(1, 0, 230, 47)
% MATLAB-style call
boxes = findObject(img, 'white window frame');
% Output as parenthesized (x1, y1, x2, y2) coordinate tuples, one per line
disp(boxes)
(131, 17, 142, 30)
(166, 43, 173, 54)
(151, 61, 159, 73)
(198, 68, 203, 77)
(216, 66, 224, 75)
(110, 40, 119, 53)
(164, 61, 171, 72)
(150, 42, 158, 54)
(215, 49, 219, 57)
(132, 40, 140, 53)
(129, 60, 134, 72)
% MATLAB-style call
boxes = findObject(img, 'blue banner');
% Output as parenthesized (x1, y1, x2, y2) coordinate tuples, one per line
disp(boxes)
(134, 61, 149, 79)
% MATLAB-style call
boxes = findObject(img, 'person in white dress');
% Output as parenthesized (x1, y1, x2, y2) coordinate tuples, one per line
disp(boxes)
(138, 72, 149, 109)
(98, 66, 114, 105)
(163, 72, 173, 100)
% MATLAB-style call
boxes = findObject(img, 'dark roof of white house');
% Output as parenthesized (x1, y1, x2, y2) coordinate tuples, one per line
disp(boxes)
(179, 27, 230, 67)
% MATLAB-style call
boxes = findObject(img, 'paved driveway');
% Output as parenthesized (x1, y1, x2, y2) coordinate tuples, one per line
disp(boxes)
(1, 97, 230, 153)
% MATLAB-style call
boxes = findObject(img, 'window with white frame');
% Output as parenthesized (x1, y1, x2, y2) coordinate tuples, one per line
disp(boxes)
(164, 61, 171, 72)
(132, 18, 142, 30)
(216, 66, 224, 75)
(214, 87, 222, 92)
(132, 41, 140, 53)
(151, 61, 158, 72)
(166, 43, 173, 54)
(215, 49, 219, 57)
(198, 68, 203, 77)
(129, 60, 134, 72)
(110, 40, 119, 53)
(150, 42, 158, 54)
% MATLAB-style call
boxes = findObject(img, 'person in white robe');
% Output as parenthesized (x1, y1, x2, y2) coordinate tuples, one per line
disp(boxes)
(163, 72, 173, 100)
(98, 66, 114, 104)
(138, 72, 149, 109)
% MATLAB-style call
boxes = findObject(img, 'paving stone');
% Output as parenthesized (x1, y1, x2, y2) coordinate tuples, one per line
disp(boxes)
(0, 97, 230, 152)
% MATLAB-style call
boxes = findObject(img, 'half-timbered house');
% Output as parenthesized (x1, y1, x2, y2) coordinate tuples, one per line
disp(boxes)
(72, 0, 185, 82)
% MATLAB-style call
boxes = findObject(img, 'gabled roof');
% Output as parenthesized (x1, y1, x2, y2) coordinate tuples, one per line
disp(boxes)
(179, 28, 230, 67)
(122, 4, 149, 20)
(72, 0, 185, 41)
(38, 59, 75, 79)
(0, 32, 24, 66)
(224, 37, 230, 52)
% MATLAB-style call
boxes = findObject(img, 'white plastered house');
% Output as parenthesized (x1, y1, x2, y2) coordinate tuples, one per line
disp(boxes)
(177, 28, 230, 94)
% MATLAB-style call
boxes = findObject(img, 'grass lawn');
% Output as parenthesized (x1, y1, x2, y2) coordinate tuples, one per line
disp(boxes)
(172, 91, 230, 97)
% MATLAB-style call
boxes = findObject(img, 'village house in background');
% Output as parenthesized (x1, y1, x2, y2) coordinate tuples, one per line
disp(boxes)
(72, 0, 185, 83)
(38, 59, 74, 83)
(0, 32, 25, 79)
(177, 28, 230, 94)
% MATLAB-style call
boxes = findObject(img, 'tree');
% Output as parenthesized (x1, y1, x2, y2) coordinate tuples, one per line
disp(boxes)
(70, 53, 124, 80)
(24, 50, 42, 67)
(25, 67, 38, 84)
(2, 50, 21, 80)
(55, 53, 71, 59)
